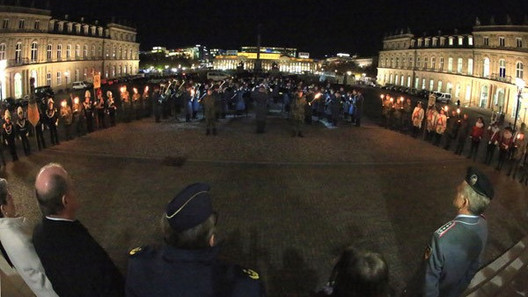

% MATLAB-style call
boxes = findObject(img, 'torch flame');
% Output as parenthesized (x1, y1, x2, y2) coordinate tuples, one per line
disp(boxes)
(133, 88, 138, 94)
(74, 97, 79, 105)
(380, 94, 384, 99)
(61, 100, 67, 108)
(456, 108, 461, 114)
(144, 86, 149, 92)
(120, 86, 127, 93)
(314, 92, 322, 100)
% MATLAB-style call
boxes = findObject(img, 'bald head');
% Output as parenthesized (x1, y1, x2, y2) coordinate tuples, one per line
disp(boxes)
(35, 163, 74, 217)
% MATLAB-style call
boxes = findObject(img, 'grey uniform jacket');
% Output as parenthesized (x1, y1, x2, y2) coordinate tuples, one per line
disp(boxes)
(424, 214, 487, 297)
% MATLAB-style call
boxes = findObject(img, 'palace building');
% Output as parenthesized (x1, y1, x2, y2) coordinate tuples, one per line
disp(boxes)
(0, 4, 140, 99)
(377, 18, 528, 123)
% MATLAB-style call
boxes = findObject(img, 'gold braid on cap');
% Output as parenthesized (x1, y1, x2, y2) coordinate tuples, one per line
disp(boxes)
(166, 190, 208, 219)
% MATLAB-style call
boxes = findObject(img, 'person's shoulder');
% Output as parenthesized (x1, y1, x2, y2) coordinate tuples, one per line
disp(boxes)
(128, 245, 157, 261)
(434, 220, 458, 239)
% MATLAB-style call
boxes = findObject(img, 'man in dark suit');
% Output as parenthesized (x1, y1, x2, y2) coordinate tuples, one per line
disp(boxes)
(33, 163, 124, 297)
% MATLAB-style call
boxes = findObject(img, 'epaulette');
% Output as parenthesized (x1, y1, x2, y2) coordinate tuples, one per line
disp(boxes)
(435, 221, 456, 238)
(129, 246, 148, 257)
(234, 267, 260, 280)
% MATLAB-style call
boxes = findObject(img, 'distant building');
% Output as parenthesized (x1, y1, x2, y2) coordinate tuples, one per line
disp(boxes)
(0, 4, 140, 99)
(378, 19, 528, 123)
(241, 46, 297, 58)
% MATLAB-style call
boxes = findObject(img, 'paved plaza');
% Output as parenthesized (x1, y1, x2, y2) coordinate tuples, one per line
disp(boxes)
(3, 110, 528, 296)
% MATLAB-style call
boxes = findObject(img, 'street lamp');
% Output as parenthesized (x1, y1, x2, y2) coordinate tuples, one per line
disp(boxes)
(514, 78, 525, 132)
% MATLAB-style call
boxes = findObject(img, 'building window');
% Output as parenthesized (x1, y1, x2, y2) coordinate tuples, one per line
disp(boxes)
(66, 44, 71, 59)
(499, 37, 505, 47)
(483, 58, 490, 77)
(400, 75, 404, 86)
(466, 85, 471, 101)
(75, 69, 80, 82)
(2, 19, 8, 29)
(415, 77, 419, 89)
(407, 76, 411, 87)
(83, 45, 88, 58)
(449, 37, 454, 46)
(18, 19, 24, 29)
(112, 46, 116, 58)
(91, 45, 95, 57)
(431, 57, 436, 70)
(409, 57, 413, 68)
(64, 71, 70, 84)
(516, 62, 523, 79)
(432, 39, 437, 47)
(15, 42, 22, 63)
(56, 72, 61, 85)
(46, 72, 51, 86)
(75, 44, 80, 58)
(439, 57, 444, 71)
(457, 58, 463, 73)
(83, 68, 88, 79)
(396, 57, 399, 68)
(417, 57, 421, 68)
(422, 78, 426, 89)
(430, 79, 435, 91)
(423, 57, 428, 69)
(484, 37, 489, 46)
(448, 57, 453, 72)
(437, 81, 443, 92)
(0, 43, 5, 60)
(112, 66, 115, 77)
(455, 84, 461, 98)
(517, 38, 523, 48)
(458, 36, 463, 45)
(34, 20, 40, 30)
(425, 39, 430, 47)
(468, 36, 473, 46)
(499, 59, 506, 78)
(446, 82, 453, 94)
(30, 41, 38, 62)
(57, 44, 62, 59)
(46, 44, 52, 60)
(468, 58, 473, 75)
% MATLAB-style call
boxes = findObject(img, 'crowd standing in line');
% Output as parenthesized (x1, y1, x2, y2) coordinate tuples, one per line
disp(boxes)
(382, 92, 528, 185)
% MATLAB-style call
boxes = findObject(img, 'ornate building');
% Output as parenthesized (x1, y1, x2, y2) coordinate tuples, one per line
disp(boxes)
(0, 4, 140, 99)
(378, 19, 528, 123)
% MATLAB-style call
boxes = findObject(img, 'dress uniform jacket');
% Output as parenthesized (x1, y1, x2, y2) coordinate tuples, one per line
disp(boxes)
(126, 244, 264, 297)
(424, 214, 487, 297)
(33, 218, 124, 297)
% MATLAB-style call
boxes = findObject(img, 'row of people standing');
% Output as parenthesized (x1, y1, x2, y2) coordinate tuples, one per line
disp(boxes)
(393, 98, 528, 185)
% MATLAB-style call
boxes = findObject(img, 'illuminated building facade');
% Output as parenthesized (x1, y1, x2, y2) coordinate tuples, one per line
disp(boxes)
(240, 46, 297, 58)
(0, 4, 140, 99)
(378, 21, 528, 122)
(212, 52, 315, 73)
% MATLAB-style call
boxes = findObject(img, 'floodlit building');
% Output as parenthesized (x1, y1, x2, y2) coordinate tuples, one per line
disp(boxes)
(378, 19, 528, 123)
(0, 4, 140, 99)
(213, 46, 315, 73)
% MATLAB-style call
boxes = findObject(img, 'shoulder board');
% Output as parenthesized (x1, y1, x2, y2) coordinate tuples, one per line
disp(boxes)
(129, 246, 147, 257)
(241, 268, 260, 280)
(435, 221, 456, 238)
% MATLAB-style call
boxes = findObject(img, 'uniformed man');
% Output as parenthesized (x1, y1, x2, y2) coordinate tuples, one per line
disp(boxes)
(45, 99, 59, 146)
(201, 88, 217, 135)
(291, 88, 307, 137)
(126, 183, 265, 297)
(424, 167, 494, 297)
(3, 110, 18, 162)
(252, 85, 269, 134)
(15, 106, 31, 156)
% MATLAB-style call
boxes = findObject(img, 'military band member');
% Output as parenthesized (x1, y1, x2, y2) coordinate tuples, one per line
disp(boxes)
(16, 107, 31, 155)
(60, 100, 73, 141)
(83, 97, 94, 133)
(3, 110, 17, 162)
(202, 88, 217, 136)
(35, 97, 47, 150)
(126, 183, 265, 297)
(291, 89, 307, 137)
(424, 167, 493, 297)
(45, 99, 59, 146)
(72, 96, 85, 137)
(95, 90, 106, 129)
(107, 91, 117, 127)
(411, 102, 425, 138)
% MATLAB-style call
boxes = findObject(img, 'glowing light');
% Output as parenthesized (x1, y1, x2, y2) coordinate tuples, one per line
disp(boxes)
(120, 86, 127, 93)
(133, 88, 138, 94)
(444, 106, 449, 112)
(74, 97, 79, 105)
(314, 93, 322, 100)
(144, 86, 149, 92)
(457, 108, 461, 114)
(380, 94, 384, 99)
(61, 100, 66, 108)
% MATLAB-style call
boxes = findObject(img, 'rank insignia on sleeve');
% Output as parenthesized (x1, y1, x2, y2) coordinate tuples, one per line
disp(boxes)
(129, 247, 142, 256)
(424, 246, 431, 260)
(243, 268, 260, 280)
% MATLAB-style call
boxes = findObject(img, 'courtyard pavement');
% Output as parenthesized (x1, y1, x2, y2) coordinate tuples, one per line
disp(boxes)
(3, 110, 527, 296)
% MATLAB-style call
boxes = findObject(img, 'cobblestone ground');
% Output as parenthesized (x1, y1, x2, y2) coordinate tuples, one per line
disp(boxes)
(4, 112, 527, 296)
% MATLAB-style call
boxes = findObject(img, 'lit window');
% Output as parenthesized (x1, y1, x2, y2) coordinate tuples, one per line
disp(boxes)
(483, 58, 490, 77)
(15, 42, 22, 63)
(56, 72, 61, 85)
(430, 79, 435, 91)
(30, 41, 38, 62)
(468, 58, 473, 75)
(66, 44, 71, 59)
(457, 58, 463, 73)
(46, 44, 52, 60)
(448, 57, 453, 72)
(437, 81, 442, 92)
(439, 57, 444, 71)
(75, 44, 80, 58)
(0, 43, 5, 60)
(57, 44, 62, 59)
(516, 62, 523, 79)
(499, 59, 506, 78)
(432, 39, 437, 47)
(46, 72, 51, 86)
(468, 36, 473, 46)
(431, 57, 436, 70)
(449, 37, 454, 46)
(458, 37, 463, 45)
(83, 45, 88, 58)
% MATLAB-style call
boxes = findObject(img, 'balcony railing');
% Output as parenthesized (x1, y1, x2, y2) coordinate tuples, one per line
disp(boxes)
(490, 73, 512, 83)
(8, 58, 29, 66)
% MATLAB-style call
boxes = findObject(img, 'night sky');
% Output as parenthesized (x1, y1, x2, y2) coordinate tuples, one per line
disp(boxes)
(35, 0, 528, 58)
